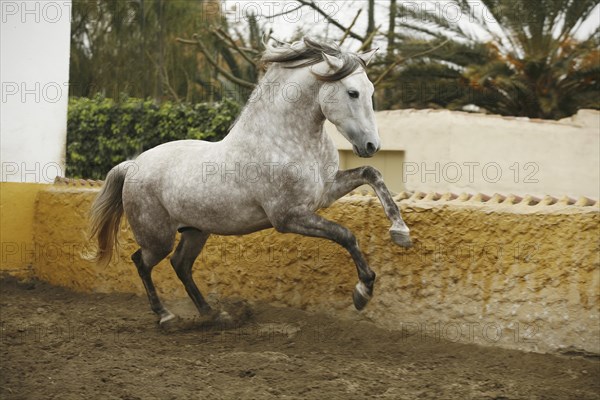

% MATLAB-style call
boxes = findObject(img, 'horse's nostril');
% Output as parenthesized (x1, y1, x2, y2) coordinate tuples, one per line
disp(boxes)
(366, 142, 377, 154)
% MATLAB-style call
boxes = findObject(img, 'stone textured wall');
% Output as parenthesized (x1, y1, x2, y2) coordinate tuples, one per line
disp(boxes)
(31, 184, 599, 355)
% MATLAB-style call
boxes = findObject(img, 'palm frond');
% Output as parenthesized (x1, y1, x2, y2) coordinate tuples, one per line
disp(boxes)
(381, 0, 599, 118)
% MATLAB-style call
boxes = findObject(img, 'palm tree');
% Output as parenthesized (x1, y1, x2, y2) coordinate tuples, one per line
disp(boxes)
(380, 0, 599, 119)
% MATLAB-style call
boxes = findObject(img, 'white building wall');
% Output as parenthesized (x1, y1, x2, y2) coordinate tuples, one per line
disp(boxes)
(1, 1, 72, 183)
(327, 109, 600, 199)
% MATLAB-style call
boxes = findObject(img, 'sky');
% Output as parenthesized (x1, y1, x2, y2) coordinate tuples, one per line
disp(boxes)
(222, 0, 600, 50)
(223, 0, 388, 49)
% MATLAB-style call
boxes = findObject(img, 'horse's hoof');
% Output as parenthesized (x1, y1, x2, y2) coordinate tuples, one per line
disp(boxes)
(352, 281, 372, 311)
(204, 310, 235, 329)
(216, 310, 233, 324)
(159, 312, 179, 329)
(390, 228, 412, 248)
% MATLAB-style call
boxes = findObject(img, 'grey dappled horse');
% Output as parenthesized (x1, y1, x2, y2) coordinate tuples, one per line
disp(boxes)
(90, 37, 412, 325)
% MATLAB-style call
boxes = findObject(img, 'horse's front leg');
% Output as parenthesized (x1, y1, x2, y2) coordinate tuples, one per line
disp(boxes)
(325, 166, 412, 248)
(271, 208, 376, 310)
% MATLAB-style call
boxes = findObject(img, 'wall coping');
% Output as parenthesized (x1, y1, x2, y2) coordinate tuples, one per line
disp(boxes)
(53, 177, 599, 212)
(371, 108, 600, 128)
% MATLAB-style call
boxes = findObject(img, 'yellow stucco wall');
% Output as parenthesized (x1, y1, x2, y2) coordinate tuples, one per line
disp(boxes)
(29, 185, 600, 355)
(0, 182, 48, 277)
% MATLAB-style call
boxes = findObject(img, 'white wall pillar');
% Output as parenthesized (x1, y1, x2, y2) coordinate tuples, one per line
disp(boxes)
(1, 1, 72, 183)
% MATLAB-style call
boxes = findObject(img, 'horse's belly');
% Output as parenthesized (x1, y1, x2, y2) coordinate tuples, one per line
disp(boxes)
(173, 201, 272, 235)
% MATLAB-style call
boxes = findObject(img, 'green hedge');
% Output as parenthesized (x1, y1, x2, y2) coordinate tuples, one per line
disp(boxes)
(66, 96, 241, 179)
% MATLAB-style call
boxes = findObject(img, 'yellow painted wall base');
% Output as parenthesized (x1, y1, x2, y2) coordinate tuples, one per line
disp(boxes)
(0, 182, 48, 277)
(29, 186, 600, 355)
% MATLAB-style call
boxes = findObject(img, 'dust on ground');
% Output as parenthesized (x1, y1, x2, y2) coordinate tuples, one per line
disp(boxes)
(0, 277, 598, 400)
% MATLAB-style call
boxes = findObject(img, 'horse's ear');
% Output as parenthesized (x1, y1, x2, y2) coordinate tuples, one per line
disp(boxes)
(358, 48, 378, 66)
(322, 52, 344, 70)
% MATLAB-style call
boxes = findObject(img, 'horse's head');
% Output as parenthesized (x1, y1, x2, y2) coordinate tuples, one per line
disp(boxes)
(314, 49, 380, 158)
(261, 38, 381, 158)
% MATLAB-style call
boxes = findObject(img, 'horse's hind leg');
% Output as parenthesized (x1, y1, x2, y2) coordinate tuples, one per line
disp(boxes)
(132, 246, 175, 324)
(169, 229, 214, 316)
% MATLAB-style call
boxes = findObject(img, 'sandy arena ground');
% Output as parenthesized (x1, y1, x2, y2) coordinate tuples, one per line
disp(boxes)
(0, 276, 598, 400)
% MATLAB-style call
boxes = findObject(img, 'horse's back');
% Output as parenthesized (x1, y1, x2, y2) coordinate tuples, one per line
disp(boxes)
(141, 139, 212, 157)
(131, 139, 213, 175)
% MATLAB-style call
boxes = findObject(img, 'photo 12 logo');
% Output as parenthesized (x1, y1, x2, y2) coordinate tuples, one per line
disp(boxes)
(199, 161, 338, 184)
(218, 1, 340, 24)
(403, 161, 540, 184)
(396, 1, 517, 24)
(2, 82, 69, 104)
(1, 2, 72, 24)
(400, 321, 539, 345)
(1, 162, 64, 183)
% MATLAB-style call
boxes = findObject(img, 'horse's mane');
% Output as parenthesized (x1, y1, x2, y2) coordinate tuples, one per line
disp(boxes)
(261, 37, 366, 82)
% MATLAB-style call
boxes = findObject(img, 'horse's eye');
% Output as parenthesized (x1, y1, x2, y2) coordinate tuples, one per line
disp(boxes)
(348, 90, 359, 99)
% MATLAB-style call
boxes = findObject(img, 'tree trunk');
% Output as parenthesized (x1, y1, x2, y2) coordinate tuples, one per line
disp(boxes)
(383, 0, 397, 109)
(366, 0, 375, 48)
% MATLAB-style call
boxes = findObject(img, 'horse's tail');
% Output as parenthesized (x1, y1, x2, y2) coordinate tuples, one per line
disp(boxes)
(89, 163, 128, 265)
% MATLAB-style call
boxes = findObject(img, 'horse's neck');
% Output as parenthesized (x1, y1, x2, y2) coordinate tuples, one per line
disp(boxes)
(228, 67, 325, 142)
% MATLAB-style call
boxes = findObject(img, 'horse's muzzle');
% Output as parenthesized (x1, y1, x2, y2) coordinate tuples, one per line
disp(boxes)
(353, 142, 380, 158)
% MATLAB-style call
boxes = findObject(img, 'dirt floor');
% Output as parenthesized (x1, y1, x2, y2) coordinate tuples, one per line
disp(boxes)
(0, 277, 598, 400)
